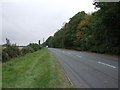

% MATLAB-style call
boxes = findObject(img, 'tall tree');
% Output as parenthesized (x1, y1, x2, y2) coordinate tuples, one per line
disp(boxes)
(6, 38, 10, 47)
(44, 2, 120, 55)
(38, 40, 40, 45)
(64, 11, 86, 48)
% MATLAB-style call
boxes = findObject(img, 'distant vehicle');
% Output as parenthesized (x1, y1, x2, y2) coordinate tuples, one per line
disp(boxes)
(46, 46, 48, 48)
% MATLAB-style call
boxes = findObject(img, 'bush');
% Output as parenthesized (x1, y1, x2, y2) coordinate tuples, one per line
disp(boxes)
(109, 47, 120, 55)
(27, 43, 42, 51)
(21, 47, 34, 55)
(2, 50, 10, 62)
(2, 43, 42, 62)
(2, 46, 21, 62)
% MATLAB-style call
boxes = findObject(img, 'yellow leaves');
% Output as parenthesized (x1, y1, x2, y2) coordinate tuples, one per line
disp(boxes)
(74, 15, 91, 44)
(77, 15, 90, 30)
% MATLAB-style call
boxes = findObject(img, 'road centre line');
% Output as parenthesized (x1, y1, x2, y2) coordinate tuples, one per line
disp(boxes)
(76, 55, 82, 58)
(62, 51, 71, 55)
(98, 61, 116, 69)
(62, 51, 65, 53)
(68, 52, 71, 54)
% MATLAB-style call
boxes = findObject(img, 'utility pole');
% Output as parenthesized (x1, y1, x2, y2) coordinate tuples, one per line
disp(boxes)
(43, 38, 45, 47)
(43, 38, 44, 44)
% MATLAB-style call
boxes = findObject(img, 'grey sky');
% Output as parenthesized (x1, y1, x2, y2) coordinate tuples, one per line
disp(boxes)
(1, 0, 96, 46)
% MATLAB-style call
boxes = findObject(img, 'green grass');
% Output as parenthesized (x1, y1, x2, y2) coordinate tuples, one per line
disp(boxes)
(3, 48, 73, 88)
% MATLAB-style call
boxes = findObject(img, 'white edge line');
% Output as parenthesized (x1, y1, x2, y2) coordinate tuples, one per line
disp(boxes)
(98, 61, 116, 69)
(64, 71, 73, 85)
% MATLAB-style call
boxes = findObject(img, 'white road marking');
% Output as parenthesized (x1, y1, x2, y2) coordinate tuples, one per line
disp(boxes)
(64, 70, 73, 85)
(68, 53, 71, 54)
(76, 55, 82, 58)
(62, 51, 65, 53)
(98, 61, 116, 69)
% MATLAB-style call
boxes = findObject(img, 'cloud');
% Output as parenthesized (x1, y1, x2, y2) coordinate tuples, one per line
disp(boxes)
(2, 0, 96, 45)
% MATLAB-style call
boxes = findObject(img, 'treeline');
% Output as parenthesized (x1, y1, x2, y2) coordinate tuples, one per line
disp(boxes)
(2, 38, 42, 62)
(43, 2, 120, 55)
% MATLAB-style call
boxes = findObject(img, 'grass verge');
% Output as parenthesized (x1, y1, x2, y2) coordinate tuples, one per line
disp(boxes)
(0, 63, 2, 89)
(2, 48, 73, 88)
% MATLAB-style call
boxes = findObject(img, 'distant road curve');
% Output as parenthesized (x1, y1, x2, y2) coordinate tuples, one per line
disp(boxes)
(49, 48, 118, 88)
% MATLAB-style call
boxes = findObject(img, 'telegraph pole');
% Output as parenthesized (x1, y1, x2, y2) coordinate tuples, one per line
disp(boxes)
(43, 38, 44, 44)
(43, 38, 44, 47)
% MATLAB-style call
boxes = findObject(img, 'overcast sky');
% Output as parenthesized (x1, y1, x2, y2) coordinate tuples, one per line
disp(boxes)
(1, 0, 97, 46)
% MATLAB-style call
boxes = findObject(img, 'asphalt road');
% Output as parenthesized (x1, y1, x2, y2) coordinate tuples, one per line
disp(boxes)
(49, 48, 118, 88)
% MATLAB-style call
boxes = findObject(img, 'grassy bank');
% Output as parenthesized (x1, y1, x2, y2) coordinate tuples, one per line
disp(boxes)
(3, 48, 73, 88)
(0, 63, 2, 89)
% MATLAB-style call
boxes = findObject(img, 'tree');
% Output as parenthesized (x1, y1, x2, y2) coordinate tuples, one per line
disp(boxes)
(6, 38, 10, 47)
(27, 43, 41, 51)
(44, 3, 120, 55)
(63, 11, 86, 48)
(74, 14, 90, 50)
